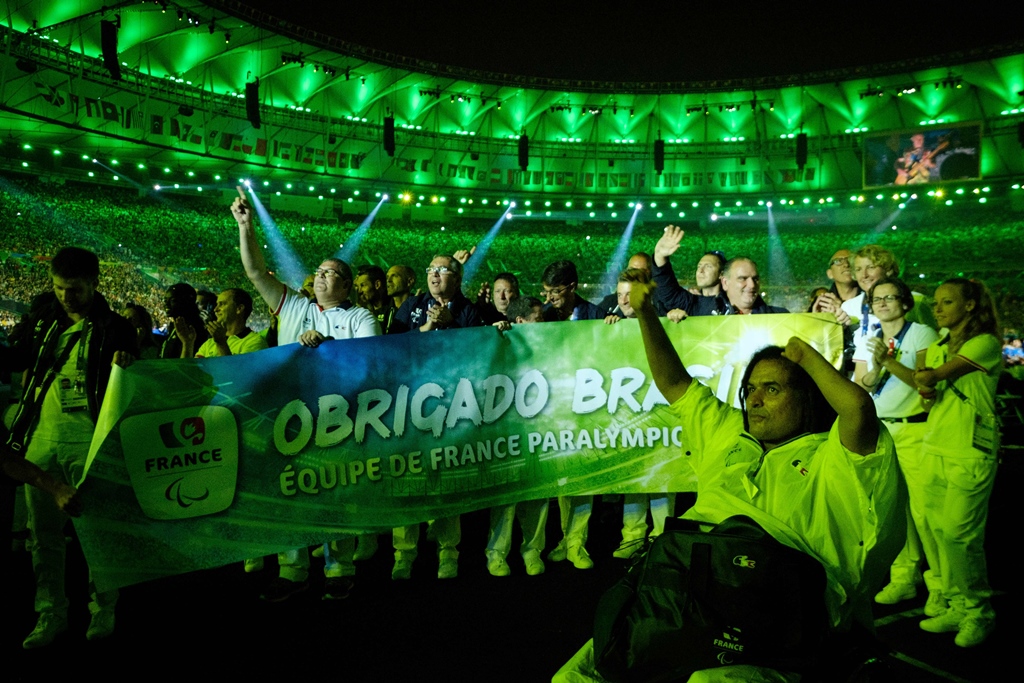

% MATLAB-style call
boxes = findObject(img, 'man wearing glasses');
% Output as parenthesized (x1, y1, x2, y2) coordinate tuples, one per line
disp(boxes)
(231, 189, 381, 602)
(390, 254, 482, 579)
(393, 255, 482, 332)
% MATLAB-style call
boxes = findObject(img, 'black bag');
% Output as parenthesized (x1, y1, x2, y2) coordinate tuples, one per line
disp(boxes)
(593, 515, 830, 682)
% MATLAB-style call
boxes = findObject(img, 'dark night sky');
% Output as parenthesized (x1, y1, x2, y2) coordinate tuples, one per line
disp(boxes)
(234, 1, 1021, 82)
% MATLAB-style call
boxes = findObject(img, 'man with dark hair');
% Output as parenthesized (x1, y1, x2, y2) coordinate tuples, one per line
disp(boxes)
(231, 189, 380, 602)
(542, 260, 603, 322)
(653, 226, 787, 317)
(386, 265, 416, 310)
(480, 271, 520, 325)
(178, 288, 267, 359)
(541, 259, 602, 569)
(6, 246, 136, 648)
(597, 253, 663, 314)
(506, 296, 544, 324)
(693, 250, 727, 297)
(196, 289, 217, 323)
(354, 265, 399, 334)
(629, 279, 903, 638)
(161, 282, 209, 359)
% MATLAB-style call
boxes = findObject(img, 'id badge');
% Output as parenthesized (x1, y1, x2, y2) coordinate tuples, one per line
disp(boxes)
(971, 413, 1000, 456)
(58, 372, 88, 413)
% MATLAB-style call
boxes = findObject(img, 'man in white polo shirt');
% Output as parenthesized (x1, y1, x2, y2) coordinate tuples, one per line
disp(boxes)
(231, 188, 381, 602)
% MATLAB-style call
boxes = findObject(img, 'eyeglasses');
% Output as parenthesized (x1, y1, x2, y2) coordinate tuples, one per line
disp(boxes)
(830, 258, 850, 267)
(425, 266, 452, 275)
(543, 285, 571, 297)
(315, 267, 344, 279)
(871, 295, 900, 305)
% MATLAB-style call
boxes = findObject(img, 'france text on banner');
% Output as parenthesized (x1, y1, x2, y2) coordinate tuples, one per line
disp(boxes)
(75, 314, 842, 591)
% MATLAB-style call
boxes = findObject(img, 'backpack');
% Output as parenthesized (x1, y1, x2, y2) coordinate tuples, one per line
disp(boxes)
(593, 515, 830, 682)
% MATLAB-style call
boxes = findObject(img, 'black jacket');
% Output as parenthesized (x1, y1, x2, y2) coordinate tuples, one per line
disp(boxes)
(6, 291, 137, 452)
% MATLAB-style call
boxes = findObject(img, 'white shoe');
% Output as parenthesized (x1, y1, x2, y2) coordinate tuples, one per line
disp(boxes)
(244, 557, 265, 573)
(924, 590, 947, 617)
(487, 557, 511, 577)
(523, 554, 546, 576)
(392, 559, 413, 581)
(438, 558, 458, 579)
(874, 582, 916, 605)
(920, 609, 964, 634)
(547, 539, 567, 562)
(567, 545, 594, 570)
(955, 618, 994, 648)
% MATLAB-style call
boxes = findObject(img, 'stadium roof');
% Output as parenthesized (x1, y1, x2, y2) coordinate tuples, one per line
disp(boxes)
(2, 1, 1023, 202)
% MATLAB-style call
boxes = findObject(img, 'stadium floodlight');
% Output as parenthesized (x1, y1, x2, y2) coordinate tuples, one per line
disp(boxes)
(243, 179, 252, 188)
(509, 201, 516, 208)
(383, 194, 389, 200)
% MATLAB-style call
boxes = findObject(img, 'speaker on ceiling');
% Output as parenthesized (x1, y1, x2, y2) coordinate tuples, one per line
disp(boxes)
(100, 20, 121, 81)
(518, 134, 529, 171)
(383, 116, 395, 156)
(245, 79, 261, 129)
(796, 133, 808, 170)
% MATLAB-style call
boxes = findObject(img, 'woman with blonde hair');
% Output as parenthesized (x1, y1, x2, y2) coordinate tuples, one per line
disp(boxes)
(915, 278, 1001, 648)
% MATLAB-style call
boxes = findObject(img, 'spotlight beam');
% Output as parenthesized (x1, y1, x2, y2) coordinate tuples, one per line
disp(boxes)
(337, 195, 389, 264)
(244, 186, 309, 288)
(600, 202, 643, 293)
(461, 205, 512, 285)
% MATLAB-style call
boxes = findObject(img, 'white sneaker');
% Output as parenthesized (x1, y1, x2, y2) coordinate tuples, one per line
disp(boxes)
(920, 608, 964, 634)
(437, 558, 458, 579)
(523, 554, 546, 576)
(547, 539, 567, 562)
(392, 559, 413, 581)
(567, 545, 594, 570)
(874, 582, 916, 605)
(487, 557, 511, 577)
(924, 590, 947, 617)
(955, 618, 994, 648)
(243, 557, 265, 573)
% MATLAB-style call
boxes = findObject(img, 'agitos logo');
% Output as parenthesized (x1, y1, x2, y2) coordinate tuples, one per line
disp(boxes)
(159, 417, 206, 448)
(121, 407, 238, 520)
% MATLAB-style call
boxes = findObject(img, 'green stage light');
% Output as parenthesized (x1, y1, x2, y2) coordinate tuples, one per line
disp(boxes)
(692, 201, 699, 207)
(354, 190, 360, 195)
(657, 212, 663, 218)
(264, 180, 270, 186)
(650, 202, 657, 208)
(979, 197, 987, 203)
(164, 167, 170, 173)
(174, 183, 179, 188)
(714, 201, 721, 207)
(671, 202, 678, 208)
(439, 197, 446, 203)
(22, 143, 31, 150)
(524, 200, 531, 206)
(955, 188, 964, 194)
(53, 149, 61, 156)
(544, 200, 551, 207)
(546, 211, 551, 216)
(286, 183, 293, 189)
(945, 199, 953, 205)
(526, 210, 532, 216)
(678, 212, 684, 217)
(566, 201, 572, 207)
(214, 175, 221, 180)
(197, 186, 202, 191)
(87, 170, 93, 176)
(589, 212, 595, 217)
(586, 201, 593, 207)
(458, 207, 464, 213)
(330, 188, 336, 193)
(113, 176, 119, 181)
(188, 171, 194, 177)
(803, 198, 810, 204)
(611, 212, 617, 218)
(309, 185, 314, 191)
(82, 154, 90, 160)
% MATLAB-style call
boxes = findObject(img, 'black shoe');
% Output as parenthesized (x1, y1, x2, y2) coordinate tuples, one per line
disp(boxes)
(322, 576, 355, 600)
(260, 577, 309, 603)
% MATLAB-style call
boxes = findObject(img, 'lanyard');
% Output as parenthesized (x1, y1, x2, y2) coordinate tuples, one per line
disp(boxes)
(871, 320, 911, 397)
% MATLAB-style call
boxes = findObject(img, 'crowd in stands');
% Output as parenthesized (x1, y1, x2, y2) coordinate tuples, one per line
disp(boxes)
(2, 172, 1024, 339)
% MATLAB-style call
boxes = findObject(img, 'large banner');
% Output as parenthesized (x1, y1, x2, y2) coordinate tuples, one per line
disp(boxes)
(77, 314, 841, 591)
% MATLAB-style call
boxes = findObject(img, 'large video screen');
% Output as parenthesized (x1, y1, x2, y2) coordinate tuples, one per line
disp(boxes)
(863, 122, 982, 188)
